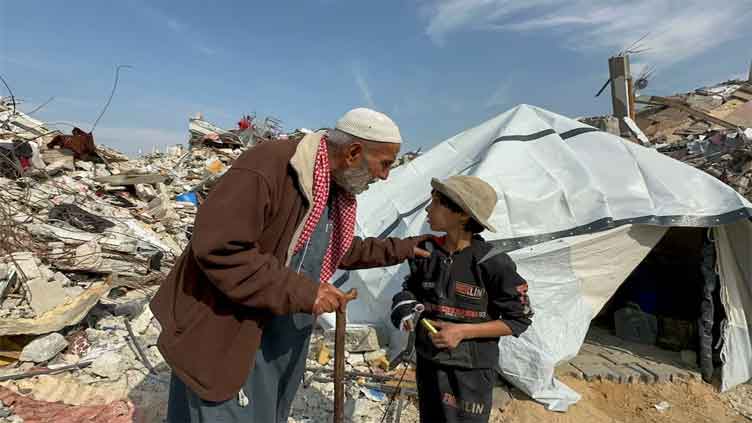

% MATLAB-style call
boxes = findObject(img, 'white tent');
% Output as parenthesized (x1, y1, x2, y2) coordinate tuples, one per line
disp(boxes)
(322, 105, 752, 411)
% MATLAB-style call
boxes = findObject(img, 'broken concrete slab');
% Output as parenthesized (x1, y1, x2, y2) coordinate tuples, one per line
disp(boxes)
(53, 272, 72, 286)
(0, 280, 110, 336)
(19, 333, 68, 363)
(130, 306, 154, 335)
(135, 184, 157, 201)
(42, 148, 76, 173)
(75, 160, 94, 172)
(364, 349, 387, 364)
(5, 252, 42, 280)
(89, 351, 125, 379)
(324, 325, 380, 353)
(346, 353, 366, 367)
(26, 277, 70, 315)
(94, 173, 167, 186)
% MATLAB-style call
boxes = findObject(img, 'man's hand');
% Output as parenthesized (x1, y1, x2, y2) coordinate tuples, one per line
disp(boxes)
(429, 320, 466, 349)
(312, 284, 358, 315)
(312, 283, 344, 315)
(411, 234, 433, 258)
(413, 246, 430, 258)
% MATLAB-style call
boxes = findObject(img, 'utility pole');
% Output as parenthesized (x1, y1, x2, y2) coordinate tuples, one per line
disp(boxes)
(608, 55, 634, 136)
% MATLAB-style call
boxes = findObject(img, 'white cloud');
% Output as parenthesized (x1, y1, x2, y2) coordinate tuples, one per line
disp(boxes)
(134, 2, 217, 57)
(352, 63, 376, 108)
(485, 81, 509, 108)
(422, 0, 752, 67)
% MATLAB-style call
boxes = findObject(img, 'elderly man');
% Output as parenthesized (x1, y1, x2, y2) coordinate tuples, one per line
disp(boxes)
(151, 108, 426, 422)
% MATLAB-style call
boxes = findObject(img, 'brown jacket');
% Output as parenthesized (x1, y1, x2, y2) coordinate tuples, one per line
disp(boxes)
(150, 132, 420, 402)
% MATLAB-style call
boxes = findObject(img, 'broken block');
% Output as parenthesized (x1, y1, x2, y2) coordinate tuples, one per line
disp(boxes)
(324, 325, 380, 353)
(7, 252, 42, 280)
(89, 351, 125, 379)
(19, 333, 68, 363)
(26, 277, 70, 315)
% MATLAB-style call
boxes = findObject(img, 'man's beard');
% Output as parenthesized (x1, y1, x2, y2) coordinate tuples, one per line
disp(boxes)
(331, 158, 376, 195)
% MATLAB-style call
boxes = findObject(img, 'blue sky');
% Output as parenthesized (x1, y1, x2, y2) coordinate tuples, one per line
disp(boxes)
(1, 0, 751, 156)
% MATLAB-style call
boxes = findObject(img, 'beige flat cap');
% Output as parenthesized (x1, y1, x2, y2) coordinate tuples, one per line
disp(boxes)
(431, 175, 498, 232)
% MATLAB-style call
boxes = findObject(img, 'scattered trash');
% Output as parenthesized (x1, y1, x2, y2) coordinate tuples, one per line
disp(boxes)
(175, 191, 198, 206)
(317, 342, 331, 366)
(654, 400, 671, 412)
(47, 128, 96, 159)
(361, 387, 387, 402)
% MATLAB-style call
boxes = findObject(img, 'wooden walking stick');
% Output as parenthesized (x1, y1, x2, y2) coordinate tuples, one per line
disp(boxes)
(334, 288, 358, 423)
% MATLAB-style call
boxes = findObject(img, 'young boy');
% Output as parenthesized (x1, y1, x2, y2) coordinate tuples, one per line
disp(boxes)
(391, 175, 533, 423)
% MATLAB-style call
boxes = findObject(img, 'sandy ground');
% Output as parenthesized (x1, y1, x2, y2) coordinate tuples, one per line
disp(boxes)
(3, 371, 750, 423)
(490, 377, 750, 423)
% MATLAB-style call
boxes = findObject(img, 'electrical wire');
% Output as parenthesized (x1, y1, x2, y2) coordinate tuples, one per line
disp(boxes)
(90, 65, 132, 132)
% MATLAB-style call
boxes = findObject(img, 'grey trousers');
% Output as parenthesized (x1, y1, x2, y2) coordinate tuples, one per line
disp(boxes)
(166, 313, 315, 423)
(167, 204, 329, 422)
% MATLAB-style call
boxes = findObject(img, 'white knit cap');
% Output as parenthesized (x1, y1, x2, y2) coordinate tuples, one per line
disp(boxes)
(335, 108, 402, 144)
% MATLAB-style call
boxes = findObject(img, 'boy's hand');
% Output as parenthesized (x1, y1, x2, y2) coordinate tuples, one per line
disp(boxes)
(429, 320, 465, 349)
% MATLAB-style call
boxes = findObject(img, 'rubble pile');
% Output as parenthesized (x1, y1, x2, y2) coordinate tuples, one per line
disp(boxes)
(0, 100, 251, 422)
(0, 98, 426, 422)
(289, 328, 420, 423)
(635, 80, 752, 200)
(659, 128, 752, 198)
(581, 79, 752, 201)
(635, 81, 752, 145)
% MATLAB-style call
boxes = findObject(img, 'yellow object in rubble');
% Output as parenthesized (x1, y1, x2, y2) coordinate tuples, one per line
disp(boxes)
(421, 319, 438, 334)
(317, 342, 331, 365)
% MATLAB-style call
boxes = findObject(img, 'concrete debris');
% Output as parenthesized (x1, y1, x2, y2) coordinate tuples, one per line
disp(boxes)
(18, 333, 68, 363)
(0, 94, 516, 423)
(89, 351, 125, 380)
(325, 325, 381, 353)
(364, 349, 388, 365)
(653, 400, 671, 412)
(24, 276, 69, 316)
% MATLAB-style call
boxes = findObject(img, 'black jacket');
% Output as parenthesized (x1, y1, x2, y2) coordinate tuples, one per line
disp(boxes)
(400, 236, 533, 369)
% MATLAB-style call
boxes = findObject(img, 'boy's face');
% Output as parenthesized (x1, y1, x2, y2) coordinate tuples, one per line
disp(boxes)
(425, 192, 466, 232)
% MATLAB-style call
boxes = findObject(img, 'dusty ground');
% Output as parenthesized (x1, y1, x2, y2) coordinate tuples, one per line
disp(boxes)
(490, 377, 750, 423)
(2, 372, 750, 423)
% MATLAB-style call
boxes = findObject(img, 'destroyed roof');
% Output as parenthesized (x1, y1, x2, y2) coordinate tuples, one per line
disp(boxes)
(635, 80, 752, 145)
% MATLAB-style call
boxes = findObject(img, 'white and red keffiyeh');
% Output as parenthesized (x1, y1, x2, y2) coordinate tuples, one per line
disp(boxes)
(293, 135, 357, 284)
